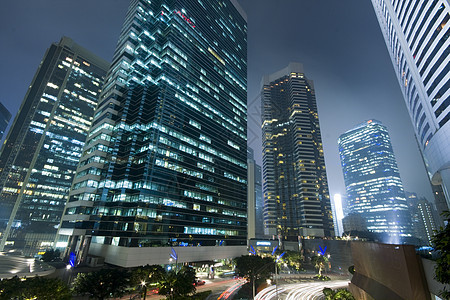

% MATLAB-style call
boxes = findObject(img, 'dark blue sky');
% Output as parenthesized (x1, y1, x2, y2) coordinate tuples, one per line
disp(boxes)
(0, 0, 434, 201)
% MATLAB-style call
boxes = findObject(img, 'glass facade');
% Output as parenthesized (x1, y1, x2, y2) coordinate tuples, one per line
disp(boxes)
(406, 192, 439, 246)
(338, 120, 412, 243)
(371, 0, 450, 211)
(261, 63, 334, 240)
(247, 147, 263, 239)
(0, 37, 108, 255)
(58, 0, 247, 258)
(0, 102, 11, 141)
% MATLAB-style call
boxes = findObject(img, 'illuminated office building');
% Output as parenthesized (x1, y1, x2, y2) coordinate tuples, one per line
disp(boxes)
(332, 194, 345, 237)
(338, 120, 412, 243)
(0, 37, 108, 255)
(247, 147, 263, 239)
(57, 0, 247, 267)
(0, 102, 11, 141)
(370, 0, 450, 211)
(261, 62, 334, 240)
(414, 198, 438, 246)
(406, 192, 439, 246)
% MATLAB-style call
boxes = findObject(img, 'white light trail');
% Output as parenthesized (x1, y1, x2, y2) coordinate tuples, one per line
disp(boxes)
(256, 280, 349, 300)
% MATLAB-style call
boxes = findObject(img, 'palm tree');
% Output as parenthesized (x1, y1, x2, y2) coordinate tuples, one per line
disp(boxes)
(311, 255, 328, 276)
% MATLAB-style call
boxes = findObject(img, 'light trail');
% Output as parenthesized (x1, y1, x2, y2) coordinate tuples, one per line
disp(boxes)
(217, 279, 247, 300)
(254, 285, 286, 300)
(256, 280, 349, 300)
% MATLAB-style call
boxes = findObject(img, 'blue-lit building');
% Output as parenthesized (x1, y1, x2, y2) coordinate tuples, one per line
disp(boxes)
(338, 120, 412, 244)
(57, 0, 248, 267)
(0, 37, 109, 255)
(0, 102, 11, 142)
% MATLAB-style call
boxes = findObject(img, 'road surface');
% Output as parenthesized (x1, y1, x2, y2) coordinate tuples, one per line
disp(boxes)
(255, 280, 350, 300)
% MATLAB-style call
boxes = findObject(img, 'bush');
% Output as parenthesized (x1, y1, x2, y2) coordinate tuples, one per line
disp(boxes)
(0, 276, 71, 300)
(313, 274, 331, 281)
(323, 287, 355, 299)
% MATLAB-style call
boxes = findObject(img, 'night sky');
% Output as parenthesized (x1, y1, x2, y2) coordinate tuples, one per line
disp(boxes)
(0, 1, 434, 202)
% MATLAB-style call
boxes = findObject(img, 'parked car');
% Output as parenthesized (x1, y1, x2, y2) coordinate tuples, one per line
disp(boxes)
(193, 279, 206, 286)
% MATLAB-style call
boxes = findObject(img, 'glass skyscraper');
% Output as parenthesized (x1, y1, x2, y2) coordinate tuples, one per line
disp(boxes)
(406, 192, 439, 246)
(261, 62, 334, 240)
(338, 120, 412, 243)
(57, 0, 247, 267)
(0, 102, 11, 141)
(247, 147, 263, 239)
(0, 37, 108, 255)
(370, 0, 450, 211)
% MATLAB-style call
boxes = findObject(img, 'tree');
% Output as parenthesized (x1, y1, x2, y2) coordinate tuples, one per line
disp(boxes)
(0, 276, 71, 299)
(40, 248, 62, 262)
(311, 255, 328, 276)
(157, 265, 196, 299)
(132, 264, 165, 285)
(234, 255, 275, 293)
(432, 211, 450, 299)
(72, 268, 131, 299)
(131, 264, 165, 297)
(283, 250, 303, 271)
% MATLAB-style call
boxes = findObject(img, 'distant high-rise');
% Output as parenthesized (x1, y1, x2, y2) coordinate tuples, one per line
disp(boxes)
(338, 120, 412, 243)
(57, 0, 247, 267)
(332, 194, 345, 237)
(342, 213, 367, 234)
(261, 63, 334, 240)
(406, 192, 439, 246)
(371, 1, 450, 211)
(247, 148, 263, 239)
(0, 102, 11, 141)
(0, 37, 108, 255)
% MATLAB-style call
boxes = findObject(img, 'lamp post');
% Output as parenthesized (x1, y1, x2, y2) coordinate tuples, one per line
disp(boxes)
(141, 281, 147, 300)
(251, 260, 276, 300)
(327, 254, 331, 275)
(250, 251, 285, 300)
(275, 258, 278, 300)
(274, 251, 285, 300)
(65, 264, 73, 285)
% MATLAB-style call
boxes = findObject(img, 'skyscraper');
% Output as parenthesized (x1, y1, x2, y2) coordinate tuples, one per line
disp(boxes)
(0, 102, 11, 141)
(247, 147, 263, 239)
(332, 194, 345, 237)
(406, 192, 439, 246)
(338, 120, 412, 243)
(0, 37, 108, 255)
(370, 1, 450, 210)
(261, 62, 334, 240)
(57, 0, 247, 267)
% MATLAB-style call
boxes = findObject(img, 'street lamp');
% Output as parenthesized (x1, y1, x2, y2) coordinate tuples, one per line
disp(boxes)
(327, 254, 331, 274)
(65, 264, 73, 285)
(274, 251, 285, 300)
(250, 251, 285, 300)
(251, 261, 275, 300)
(141, 281, 147, 300)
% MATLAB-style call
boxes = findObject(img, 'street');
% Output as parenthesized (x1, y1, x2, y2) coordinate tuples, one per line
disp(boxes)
(255, 280, 350, 300)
